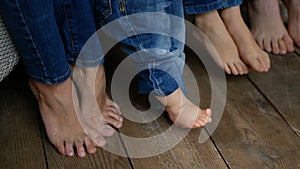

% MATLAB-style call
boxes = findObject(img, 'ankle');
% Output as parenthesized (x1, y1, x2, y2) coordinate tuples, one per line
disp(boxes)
(30, 79, 72, 101)
(195, 10, 220, 29)
(157, 88, 188, 113)
(222, 7, 242, 23)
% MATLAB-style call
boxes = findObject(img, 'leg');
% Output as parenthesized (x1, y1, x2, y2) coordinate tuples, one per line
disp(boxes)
(248, 0, 294, 54)
(221, 5, 270, 72)
(195, 10, 248, 75)
(1, 0, 113, 157)
(284, 0, 300, 48)
(60, 0, 123, 129)
(109, 0, 212, 128)
(184, 0, 248, 75)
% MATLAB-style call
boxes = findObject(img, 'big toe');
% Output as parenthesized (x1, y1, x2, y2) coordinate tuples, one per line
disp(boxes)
(228, 63, 239, 75)
(258, 53, 270, 72)
(93, 135, 107, 147)
(263, 38, 272, 53)
(223, 64, 232, 74)
(100, 125, 115, 137)
(56, 140, 66, 156)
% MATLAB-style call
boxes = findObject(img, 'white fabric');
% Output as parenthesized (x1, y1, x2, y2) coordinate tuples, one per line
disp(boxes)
(0, 15, 19, 82)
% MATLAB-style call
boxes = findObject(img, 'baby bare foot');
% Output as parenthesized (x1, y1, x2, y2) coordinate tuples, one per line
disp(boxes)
(29, 79, 97, 157)
(221, 6, 271, 72)
(156, 88, 212, 128)
(72, 65, 123, 129)
(195, 10, 248, 75)
(248, 0, 294, 54)
(285, 0, 300, 48)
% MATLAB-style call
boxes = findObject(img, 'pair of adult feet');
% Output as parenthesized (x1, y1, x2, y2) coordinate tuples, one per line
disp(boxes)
(195, 6, 270, 75)
(29, 66, 123, 157)
(248, 0, 300, 55)
(29, 65, 212, 157)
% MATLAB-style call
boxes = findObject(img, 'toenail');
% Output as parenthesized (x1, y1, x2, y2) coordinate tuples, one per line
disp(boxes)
(79, 151, 85, 157)
(119, 117, 124, 122)
(68, 152, 74, 156)
(104, 125, 113, 131)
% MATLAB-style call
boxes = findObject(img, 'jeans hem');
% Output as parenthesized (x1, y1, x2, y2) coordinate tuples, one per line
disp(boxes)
(28, 66, 71, 85)
(184, 0, 225, 14)
(222, 0, 242, 9)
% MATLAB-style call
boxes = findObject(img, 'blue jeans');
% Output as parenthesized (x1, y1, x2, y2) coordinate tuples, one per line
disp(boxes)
(184, 0, 243, 14)
(95, 0, 186, 95)
(0, 0, 97, 84)
(1, 0, 186, 96)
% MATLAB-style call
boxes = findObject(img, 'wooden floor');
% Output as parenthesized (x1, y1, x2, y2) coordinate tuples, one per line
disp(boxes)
(0, 46, 299, 169)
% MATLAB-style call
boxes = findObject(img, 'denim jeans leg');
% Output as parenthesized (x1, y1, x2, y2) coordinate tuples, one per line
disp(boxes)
(56, 0, 103, 67)
(222, 0, 242, 8)
(184, 0, 226, 14)
(0, 0, 71, 85)
(96, 0, 186, 96)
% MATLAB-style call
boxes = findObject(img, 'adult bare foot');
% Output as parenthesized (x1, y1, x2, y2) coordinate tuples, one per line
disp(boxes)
(156, 88, 212, 128)
(72, 65, 123, 130)
(285, 0, 300, 48)
(95, 66, 123, 128)
(195, 10, 248, 75)
(221, 6, 271, 72)
(29, 78, 97, 157)
(248, 0, 294, 54)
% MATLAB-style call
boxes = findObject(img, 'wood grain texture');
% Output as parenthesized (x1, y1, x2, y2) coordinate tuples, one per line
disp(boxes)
(186, 49, 300, 169)
(248, 53, 300, 136)
(119, 116, 228, 169)
(44, 133, 132, 169)
(0, 67, 47, 169)
(294, 47, 300, 56)
(212, 75, 300, 169)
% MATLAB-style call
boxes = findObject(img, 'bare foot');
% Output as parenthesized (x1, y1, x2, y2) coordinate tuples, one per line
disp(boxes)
(95, 66, 123, 128)
(248, 0, 294, 54)
(156, 88, 212, 128)
(285, 0, 300, 48)
(195, 10, 248, 75)
(29, 79, 98, 157)
(71, 65, 123, 130)
(221, 6, 271, 72)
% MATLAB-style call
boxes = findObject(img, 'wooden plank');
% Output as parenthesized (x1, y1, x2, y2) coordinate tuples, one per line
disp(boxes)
(212, 75, 300, 168)
(44, 132, 132, 169)
(294, 47, 300, 56)
(248, 53, 300, 136)
(119, 117, 228, 169)
(0, 66, 47, 169)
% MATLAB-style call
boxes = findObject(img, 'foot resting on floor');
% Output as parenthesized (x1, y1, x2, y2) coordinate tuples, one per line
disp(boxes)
(156, 88, 212, 128)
